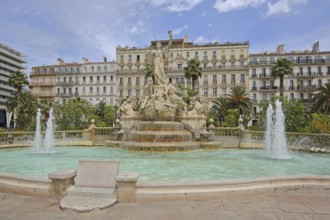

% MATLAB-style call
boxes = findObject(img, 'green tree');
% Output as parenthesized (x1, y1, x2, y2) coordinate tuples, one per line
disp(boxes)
(310, 113, 330, 133)
(282, 98, 309, 132)
(270, 58, 293, 99)
(184, 58, 203, 91)
(222, 109, 239, 127)
(312, 83, 330, 115)
(95, 100, 117, 127)
(6, 91, 37, 130)
(211, 96, 229, 126)
(55, 97, 94, 130)
(227, 86, 253, 116)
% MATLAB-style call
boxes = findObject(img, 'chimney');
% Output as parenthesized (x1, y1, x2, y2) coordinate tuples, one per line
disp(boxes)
(57, 58, 64, 65)
(82, 57, 89, 63)
(276, 44, 285, 54)
(312, 41, 319, 53)
(184, 35, 188, 43)
(103, 56, 107, 62)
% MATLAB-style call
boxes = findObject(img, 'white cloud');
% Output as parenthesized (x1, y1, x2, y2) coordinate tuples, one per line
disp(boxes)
(208, 23, 213, 27)
(266, 0, 308, 15)
(150, 0, 203, 12)
(172, 25, 188, 35)
(194, 36, 209, 44)
(214, 0, 266, 12)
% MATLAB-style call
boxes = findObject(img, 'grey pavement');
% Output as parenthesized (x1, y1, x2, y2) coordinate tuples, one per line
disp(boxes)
(1, 187, 330, 220)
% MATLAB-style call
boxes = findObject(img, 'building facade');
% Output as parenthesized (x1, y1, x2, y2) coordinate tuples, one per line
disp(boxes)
(30, 58, 116, 105)
(249, 42, 330, 122)
(0, 43, 26, 128)
(116, 36, 250, 106)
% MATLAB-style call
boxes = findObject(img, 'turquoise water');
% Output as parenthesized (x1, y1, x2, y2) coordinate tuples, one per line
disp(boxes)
(0, 146, 330, 184)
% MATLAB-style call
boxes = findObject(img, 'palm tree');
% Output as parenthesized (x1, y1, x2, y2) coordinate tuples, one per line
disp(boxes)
(8, 70, 29, 113)
(227, 86, 253, 116)
(270, 58, 293, 99)
(312, 83, 330, 114)
(211, 96, 229, 126)
(184, 58, 203, 91)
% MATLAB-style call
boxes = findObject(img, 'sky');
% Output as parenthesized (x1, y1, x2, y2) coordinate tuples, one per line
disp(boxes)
(1, 0, 330, 73)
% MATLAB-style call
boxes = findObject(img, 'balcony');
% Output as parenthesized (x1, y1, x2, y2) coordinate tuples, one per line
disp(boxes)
(259, 73, 273, 79)
(56, 81, 79, 86)
(251, 74, 257, 78)
(297, 85, 316, 91)
(296, 72, 315, 78)
(288, 86, 295, 91)
(251, 87, 258, 91)
(259, 86, 278, 91)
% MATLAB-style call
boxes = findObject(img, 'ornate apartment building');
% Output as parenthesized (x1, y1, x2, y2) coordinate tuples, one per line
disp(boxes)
(249, 42, 330, 120)
(30, 57, 116, 105)
(0, 43, 26, 128)
(116, 35, 250, 106)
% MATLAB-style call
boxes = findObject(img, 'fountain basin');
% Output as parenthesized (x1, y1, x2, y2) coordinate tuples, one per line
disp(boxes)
(129, 131, 192, 142)
(1, 147, 330, 184)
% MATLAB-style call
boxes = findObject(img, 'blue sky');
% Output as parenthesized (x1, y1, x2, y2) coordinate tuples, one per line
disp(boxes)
(1, 0, 329, 72)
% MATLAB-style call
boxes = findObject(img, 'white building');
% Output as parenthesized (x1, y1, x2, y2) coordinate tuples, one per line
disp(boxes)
(0, 43, 26, 128)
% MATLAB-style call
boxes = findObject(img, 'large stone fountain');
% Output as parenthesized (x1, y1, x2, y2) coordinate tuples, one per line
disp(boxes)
(109, 31, 214, 152)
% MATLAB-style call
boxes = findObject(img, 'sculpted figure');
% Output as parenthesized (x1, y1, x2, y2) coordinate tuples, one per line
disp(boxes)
(187, 96, 205, 116)
(151, 30, 172, 86)
(119, 97, 138, 117)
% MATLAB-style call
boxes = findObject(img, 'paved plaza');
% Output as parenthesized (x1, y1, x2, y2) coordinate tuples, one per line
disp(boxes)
(1, 187, 330, 220)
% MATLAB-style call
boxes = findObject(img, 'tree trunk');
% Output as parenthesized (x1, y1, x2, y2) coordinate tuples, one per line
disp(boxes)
(280, 76, 284, 100)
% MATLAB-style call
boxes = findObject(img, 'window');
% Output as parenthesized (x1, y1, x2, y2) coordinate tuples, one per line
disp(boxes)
(96, 87, 100, 94)
(203, 88, 208, 97)
(212, 51, 216, 59)
(186, 52, 190, 59)
(137, 55, 140, 62)
(119, 78, 123, 86)
(262, 93, 266, 101)
(68, 88, 72, 95)
(231, 74, 236, 84)
(318, 66, 322, 75)
(120, 55, 124, 62)
(103, 75, 107, 82)
(136, 77, 140, 86)
(195, 52, 198, 59)
(299, 67, 303, 75)
(97, 76, 100, 82)
(231, 62, 234, 69)
(213, 63, 217, 69)
(170, 53, 173, 59)
(222, 75, 226, 84)
(128, 55, 132, 62)
(318, 79, 322, 88)
(63, 88, 66, 94)
(136, 89, 140, 97)
(240, 74, 245, 83)
(57, 88, 60, 95)
(128, 78, 132, 86)
(289, 80, 294, 90)
(177, 64, 182, 70)
(119, 90, 123, 97)
(252, 68, 256, 77)
(252, 81, 257, 90)
(90, 76, 93, 83)
(110, 75, 114, 82)
(222, 88, 226, 96)
(103, 87, 106, 93)
(213, 88, 217, 96)
(290, 93, 294, 101)
(203, 75, 208, 84)
(91, 66, 94, 72)
(104, 66, 108, 72)
(89, 87, 93, 94)
(253, 94, 257, 102)
(203, 51, 207, 59)
(128, 90, 131, 97)
(204, 63, 207, 69)
(110, 86, 114, 95)
(222, 62, 225, 69)
(212, 75, 217, 84)
(307, 67, 312, 75)
(98, 66, 101, 72)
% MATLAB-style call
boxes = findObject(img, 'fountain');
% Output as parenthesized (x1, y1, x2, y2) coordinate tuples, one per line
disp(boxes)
(264, 100, 292, 159)
(32, 108, 55, 154)
(32, 108, 42, 153)
(112, 30, 214, 152)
